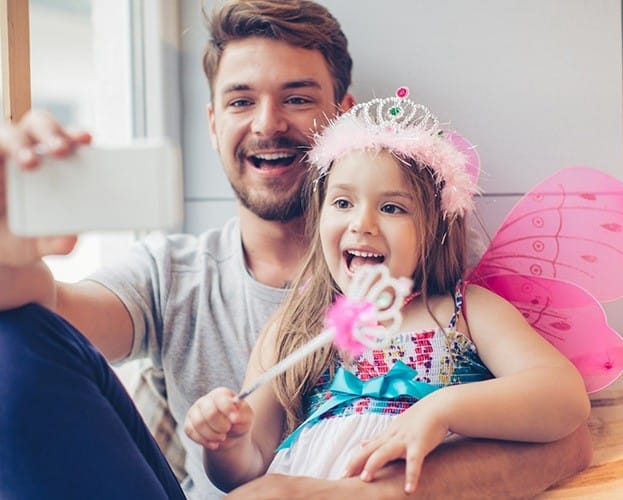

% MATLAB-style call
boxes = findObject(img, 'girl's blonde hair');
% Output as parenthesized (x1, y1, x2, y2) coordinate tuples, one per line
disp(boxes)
(266, 152, 468, 436)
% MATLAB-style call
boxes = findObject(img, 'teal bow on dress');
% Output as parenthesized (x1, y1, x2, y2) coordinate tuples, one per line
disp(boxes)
(278, 360, 441, 450)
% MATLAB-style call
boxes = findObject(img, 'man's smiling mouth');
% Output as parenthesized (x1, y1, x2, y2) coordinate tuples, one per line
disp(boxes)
(249, 152, 297, 168)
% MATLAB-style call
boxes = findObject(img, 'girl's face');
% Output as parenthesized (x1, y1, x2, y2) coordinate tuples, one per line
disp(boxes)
(319, 149, 421, 293)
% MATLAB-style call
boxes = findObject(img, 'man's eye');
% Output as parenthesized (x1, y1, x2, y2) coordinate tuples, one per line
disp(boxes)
(229, 99, 252, 107)
(286, 96, 312, 105)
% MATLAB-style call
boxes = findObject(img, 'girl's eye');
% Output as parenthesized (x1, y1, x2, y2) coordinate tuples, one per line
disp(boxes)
(381, 203, 405, 214)
(333, 199, 352, 209)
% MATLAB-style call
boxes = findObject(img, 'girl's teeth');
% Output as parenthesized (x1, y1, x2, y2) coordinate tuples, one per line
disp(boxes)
(349, 250, 382, 258)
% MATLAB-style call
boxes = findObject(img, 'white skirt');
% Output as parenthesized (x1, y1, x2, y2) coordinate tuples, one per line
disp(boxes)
(268, 413, 394, 480)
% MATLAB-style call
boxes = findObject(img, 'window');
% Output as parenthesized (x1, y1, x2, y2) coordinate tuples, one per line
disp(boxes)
(2, 0, 181, 388)
(2, 0, 180, 282)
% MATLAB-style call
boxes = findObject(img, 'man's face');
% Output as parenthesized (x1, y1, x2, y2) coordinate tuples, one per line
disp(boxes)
(208, 37, 343, 222)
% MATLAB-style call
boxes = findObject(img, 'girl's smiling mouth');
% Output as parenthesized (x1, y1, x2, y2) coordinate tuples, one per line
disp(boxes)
(345, 249, 385, 273)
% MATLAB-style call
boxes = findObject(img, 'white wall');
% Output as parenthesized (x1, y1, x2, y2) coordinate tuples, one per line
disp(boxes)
(178, 0, 623, 331)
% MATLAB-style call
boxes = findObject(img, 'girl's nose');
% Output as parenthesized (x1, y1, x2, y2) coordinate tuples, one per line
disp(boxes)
(349, 206, 378, 235)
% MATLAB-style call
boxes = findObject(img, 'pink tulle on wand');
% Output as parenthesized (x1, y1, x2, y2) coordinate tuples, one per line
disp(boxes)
(327, 296, 375, 357)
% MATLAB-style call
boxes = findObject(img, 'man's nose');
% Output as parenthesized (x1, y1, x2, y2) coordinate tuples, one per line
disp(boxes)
(349, 205, 378, 235)
(251, 100, 288, 136)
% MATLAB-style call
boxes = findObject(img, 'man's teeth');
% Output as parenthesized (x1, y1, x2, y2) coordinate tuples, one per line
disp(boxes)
(250, 152, 297, 168)
(253, 153, 294, 161)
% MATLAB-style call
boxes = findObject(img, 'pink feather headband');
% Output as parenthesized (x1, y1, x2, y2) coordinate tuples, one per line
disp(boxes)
(309, 87, 480, 217)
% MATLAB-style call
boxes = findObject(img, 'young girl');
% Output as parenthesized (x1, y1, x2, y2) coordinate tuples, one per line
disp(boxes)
(184, 90, 590, 494)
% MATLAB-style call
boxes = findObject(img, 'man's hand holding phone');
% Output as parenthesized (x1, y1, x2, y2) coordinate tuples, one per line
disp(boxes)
(0, 110, 90, 267)
(0, 110, 183, 267)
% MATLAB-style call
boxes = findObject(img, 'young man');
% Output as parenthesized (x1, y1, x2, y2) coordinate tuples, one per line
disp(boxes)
(0, 1, 591, 499)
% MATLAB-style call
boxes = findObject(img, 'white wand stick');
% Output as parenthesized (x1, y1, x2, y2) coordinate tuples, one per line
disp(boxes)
(236, 265, 412, 401)
(236, 329, 334, 400)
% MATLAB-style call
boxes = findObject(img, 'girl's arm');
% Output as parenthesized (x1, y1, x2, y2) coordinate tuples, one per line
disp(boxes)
(442, 284, 591, 441)
(185, 322, 285, 492)
(226, 424, 592, 499)
(345, 284, 590, 492)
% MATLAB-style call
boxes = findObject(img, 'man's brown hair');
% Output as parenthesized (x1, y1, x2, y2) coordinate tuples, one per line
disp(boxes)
(203, 0, 352, 103)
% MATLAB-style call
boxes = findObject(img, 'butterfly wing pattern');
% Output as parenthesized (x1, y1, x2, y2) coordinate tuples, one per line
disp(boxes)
(468, 166, 623, 393)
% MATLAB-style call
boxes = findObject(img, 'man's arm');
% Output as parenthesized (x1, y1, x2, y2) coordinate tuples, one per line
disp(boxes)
(0, 110, 134, 361)
(225, 423, 592, 499)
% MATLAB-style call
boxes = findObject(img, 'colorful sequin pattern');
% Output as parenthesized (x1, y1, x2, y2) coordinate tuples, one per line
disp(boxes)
(304, 283, 492, 420)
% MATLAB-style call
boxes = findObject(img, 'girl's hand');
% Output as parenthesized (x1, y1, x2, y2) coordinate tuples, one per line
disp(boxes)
(343, 400, 450, 494)
(184, 387, 254, 451)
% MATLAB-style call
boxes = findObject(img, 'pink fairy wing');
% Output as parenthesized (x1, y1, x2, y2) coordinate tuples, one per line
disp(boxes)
(470, 166, 623, 302)
(444, 130, 480, 185)
(476, 274, 623, 393)
(469, 166, 623, 392)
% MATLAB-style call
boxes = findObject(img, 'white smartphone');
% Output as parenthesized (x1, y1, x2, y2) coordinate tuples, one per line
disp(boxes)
(6, 138, 184, 236)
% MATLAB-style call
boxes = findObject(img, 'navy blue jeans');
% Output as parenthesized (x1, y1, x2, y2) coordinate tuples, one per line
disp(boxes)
(0, 304, 185, 500)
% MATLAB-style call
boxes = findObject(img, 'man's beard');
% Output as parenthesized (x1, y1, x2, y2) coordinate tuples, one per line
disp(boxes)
(232, 137, 309, 222)
(232, 178, 306, 222)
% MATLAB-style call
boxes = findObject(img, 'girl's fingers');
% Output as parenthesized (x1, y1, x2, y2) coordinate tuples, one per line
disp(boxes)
(184, 411, 216, 447)
(342, 453, 365, 478)
(184, 415, 223, 449)
(213, 389, 246, 421)
(359, 440, 404, 482)
(342, 436, 384, 477)
(184, 388, 253, 449)
(403, 447, 426, 494)
(185, 397, 228, 442)
(198, 395, 235, 433)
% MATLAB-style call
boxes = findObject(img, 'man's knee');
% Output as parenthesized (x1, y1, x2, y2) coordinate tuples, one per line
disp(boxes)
(0, 303, 46, 353)
(0, 302, 93, 384)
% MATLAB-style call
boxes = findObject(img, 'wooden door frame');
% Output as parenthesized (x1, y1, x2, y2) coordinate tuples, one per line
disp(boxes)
(0, 0, 31, 122)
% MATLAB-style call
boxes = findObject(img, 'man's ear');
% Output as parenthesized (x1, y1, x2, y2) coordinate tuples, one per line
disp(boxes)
(337, 92, 356, 114)
(206, 103, 219, 151)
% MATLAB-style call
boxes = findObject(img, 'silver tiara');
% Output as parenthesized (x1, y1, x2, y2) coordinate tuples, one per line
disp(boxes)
(345, 94, 440, 136)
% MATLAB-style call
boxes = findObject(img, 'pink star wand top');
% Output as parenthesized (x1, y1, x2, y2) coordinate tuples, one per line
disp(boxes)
(236, 265, 413, 400)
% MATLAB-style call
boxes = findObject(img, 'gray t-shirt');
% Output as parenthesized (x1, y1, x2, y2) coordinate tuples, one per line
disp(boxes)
(89, 217, 288, 498)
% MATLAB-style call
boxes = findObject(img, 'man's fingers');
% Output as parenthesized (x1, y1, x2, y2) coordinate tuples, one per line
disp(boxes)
(0, 121, 38, 169)
(36, 236, 78, 257)
(0, 110, 92, 167)
(65, 127, 93, 146)
(19, 110, 76, 156)
(0, 222, 77, 266)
